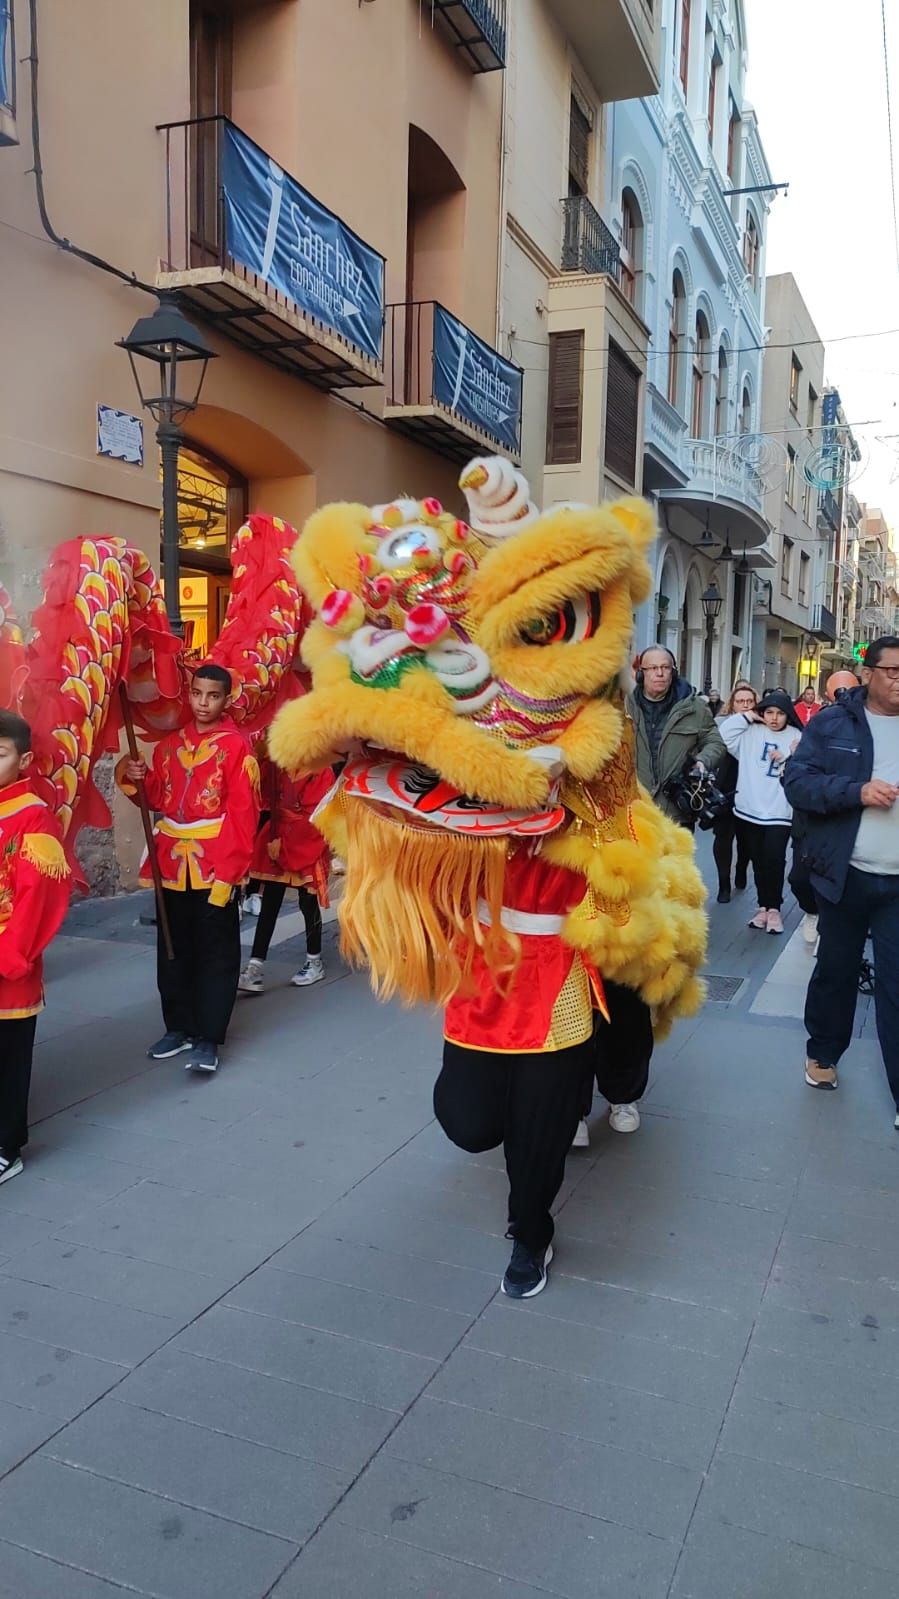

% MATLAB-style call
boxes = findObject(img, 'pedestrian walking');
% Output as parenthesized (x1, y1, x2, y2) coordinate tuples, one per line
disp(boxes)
(239, 760, 332, 994)
(782, 636, 899, 1113)
(0, 711, 72, 1186)
(720, 689, 802, 934)
(627, 646, 725, 826)
(712, 680, 757, 901)
(794, 685, 821, 727)
(116, 663, 260, 1074)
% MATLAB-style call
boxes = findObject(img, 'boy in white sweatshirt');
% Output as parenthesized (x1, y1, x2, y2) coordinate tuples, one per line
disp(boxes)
(720, 690, 803, 934)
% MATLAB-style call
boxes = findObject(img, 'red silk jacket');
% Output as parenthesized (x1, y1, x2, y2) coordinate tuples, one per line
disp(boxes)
(116, 720, 260, 903)
(250, 764, 332, 900)
(0, 780, 72, 1019)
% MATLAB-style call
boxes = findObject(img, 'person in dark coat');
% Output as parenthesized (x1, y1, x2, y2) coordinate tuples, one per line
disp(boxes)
(783, 637, 899, 1113)
(627, 647, 725, 826)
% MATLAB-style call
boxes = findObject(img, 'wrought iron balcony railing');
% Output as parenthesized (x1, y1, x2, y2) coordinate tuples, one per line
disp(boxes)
(384, 300, 522, 461)
(560, 196, 621, 281)
(811, 603, 837, 643)
(431, 0, 507, 71)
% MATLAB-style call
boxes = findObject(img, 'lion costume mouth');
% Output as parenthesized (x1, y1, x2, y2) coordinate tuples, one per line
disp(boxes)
(334, 748, 566, 837)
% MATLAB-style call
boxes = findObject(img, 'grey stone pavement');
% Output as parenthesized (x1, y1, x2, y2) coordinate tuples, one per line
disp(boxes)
(0, 838, 895, 1599)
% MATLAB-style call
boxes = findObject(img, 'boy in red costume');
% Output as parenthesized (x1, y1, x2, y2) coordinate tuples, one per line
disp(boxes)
(238, 760, 332, 993)
(0, 711, 72, 1185)
(116, 663, 259, 1073)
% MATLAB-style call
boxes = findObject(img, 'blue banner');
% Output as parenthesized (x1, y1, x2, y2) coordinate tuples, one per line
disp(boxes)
(221, 122, 384, 364)
(0, 5, 9, 110)
(432, 306, 522, 454)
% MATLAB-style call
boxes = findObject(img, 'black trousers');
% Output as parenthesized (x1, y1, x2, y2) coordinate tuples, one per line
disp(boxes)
(434, 1037, 590, 1253)
(251, 882, 322, 960)
(712, 812, 751, 892)
(743, 822, 791, 910)
(581, 981, 654, 1115)
(806, 867, 899, 1103)
(0, 1015, 37, 1155)
(158, 886, 241, 1045)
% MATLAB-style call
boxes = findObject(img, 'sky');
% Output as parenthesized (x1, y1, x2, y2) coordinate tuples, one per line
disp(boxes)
(745, 0, 899, 528)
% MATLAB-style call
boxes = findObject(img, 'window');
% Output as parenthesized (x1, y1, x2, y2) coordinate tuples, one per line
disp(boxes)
(620, 190, 642, 308)
(802, 480, 815, 525)
(807, 385, 818, 436)
(679, 0, 691, 94)
(605, 341, 641, 485)
(789, 354, 802, 413)
(742, 211, 760, 290)
(799, 552, 810, 605)
(567, 93, 592, 198)
(172, 442, 247, 656)
(740, 383, 752, 435)
(546, 330, 584, 465)
(0, 1, 16, 146)
(727, 102, 740, 180)
(781, 536, 794, 597)
(691, 312, 710, 438)
(786, 445, 798, 508)
(189, 0, 233, 263)
(668, 271, 686, 410)
(714, 346, 728, 437)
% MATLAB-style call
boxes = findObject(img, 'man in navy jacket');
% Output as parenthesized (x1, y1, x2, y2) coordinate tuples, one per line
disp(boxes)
(783, 637, 899, 1117)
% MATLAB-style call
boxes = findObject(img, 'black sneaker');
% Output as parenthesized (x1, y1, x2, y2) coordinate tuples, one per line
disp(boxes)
(501, 1241, 553, 1299)
(716, 886, 731, 903)
(734, 871, 748, 892)
(185, 1039, 218, 1074)
(147, 1031, 194, 1060)
(0, 1149, 24, 1186)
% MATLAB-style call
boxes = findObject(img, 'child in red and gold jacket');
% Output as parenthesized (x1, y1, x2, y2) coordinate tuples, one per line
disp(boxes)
(116, 664, 259, 1073)
(238, 758, 332, 995)
(0, 710, 72, 1185)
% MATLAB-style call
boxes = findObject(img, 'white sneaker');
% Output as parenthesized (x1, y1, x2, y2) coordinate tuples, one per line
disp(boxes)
(245, 893, 262, 917)
(801, 913, 819, 945)
(238, 958, 265, 994)
(291, 955, 325, 987)
(571, 1118, 590, 1149)
(609, 1103, 641, 1134)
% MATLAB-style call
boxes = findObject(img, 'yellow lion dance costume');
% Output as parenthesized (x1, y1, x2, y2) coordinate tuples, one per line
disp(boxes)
(270, 456, 707, 1297)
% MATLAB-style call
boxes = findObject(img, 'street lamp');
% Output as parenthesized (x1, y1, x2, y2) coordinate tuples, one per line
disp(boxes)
(701, 579, 723, 697)
(118, 292, 217, 636)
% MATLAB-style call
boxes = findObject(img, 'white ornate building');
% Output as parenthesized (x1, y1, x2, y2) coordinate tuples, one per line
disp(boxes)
(605, 0, 775, 692)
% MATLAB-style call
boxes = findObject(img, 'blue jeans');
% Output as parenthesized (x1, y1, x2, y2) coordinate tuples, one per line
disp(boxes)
(805, 867, 899, 1105)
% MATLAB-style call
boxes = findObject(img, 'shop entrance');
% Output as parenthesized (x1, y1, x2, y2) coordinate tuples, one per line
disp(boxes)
(160, 443, 247, 655)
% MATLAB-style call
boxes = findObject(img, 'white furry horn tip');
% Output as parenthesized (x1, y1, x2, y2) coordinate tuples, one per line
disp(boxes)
(458, 456, 539, 541)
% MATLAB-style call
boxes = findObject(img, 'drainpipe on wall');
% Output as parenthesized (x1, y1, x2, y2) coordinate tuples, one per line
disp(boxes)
(494, 6, 510, 351)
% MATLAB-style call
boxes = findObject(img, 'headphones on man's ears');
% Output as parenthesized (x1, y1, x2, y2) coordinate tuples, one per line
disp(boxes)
(635, 645, 677, 688)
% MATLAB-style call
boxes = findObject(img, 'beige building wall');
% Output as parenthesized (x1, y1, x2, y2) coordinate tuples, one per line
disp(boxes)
(1, 0, 505, 888)
(500, 0, 657, 502)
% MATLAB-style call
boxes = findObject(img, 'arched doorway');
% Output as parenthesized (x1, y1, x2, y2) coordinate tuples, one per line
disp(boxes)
(658, 547, 681, 658)
(681, 566, 704, 687)
(169, 442, 248, 656)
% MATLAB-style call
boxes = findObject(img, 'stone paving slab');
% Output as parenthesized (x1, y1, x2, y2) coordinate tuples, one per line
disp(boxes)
(1, 854, 898, 1594)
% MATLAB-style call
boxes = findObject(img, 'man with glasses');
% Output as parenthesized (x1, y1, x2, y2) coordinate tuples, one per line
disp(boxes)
(783, 636, 899, 1119)
(627, 646, 725, 826)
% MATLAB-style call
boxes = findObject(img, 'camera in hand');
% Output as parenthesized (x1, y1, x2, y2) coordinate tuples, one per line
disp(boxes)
(664, 763, 729, 830)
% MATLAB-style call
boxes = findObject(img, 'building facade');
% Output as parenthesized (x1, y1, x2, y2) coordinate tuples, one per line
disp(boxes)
(607, 0, 774, 695)
(1, 0, 519, 886)
(500, 0, 661, 509)
(754, 273, 831, 696)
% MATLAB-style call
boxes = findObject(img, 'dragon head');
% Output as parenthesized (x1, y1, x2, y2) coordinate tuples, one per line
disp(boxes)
(268, 457, 655, 839)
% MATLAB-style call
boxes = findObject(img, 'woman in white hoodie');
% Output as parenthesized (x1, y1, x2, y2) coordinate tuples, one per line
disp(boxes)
(720, 689, 804, 934)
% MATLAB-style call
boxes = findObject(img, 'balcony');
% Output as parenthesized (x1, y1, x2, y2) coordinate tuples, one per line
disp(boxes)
(156, 117, 384, 390)
(811, 603, 837, 644)
(431, 0, 507, 71)
(658, 437, 770, 550)
(544, 0, 659, 100)
(561, 196, 621, 281)
(384, 301, 522, 464)
(643, 382, 688, 489)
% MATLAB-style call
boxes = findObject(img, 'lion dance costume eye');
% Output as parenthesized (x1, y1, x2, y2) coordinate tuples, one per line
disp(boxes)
(268, 457, 708, 1045)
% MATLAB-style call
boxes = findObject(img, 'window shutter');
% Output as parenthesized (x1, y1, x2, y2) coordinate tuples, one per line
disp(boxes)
(546, 331, 584, 466)
(568, 96, 591, 194)
(605, 341, 640, 485)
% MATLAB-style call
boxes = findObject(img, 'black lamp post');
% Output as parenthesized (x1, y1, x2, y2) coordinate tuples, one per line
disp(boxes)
(701, 579, 723, 697)
(118, 292, 217, 636)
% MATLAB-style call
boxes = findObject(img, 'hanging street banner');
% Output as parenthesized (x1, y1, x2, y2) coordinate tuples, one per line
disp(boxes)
(432, 305, 522, 455)
(221, 122, 385, 364)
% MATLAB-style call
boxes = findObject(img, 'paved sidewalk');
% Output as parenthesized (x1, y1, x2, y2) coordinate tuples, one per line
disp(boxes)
(0, 846, 896, 1599)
